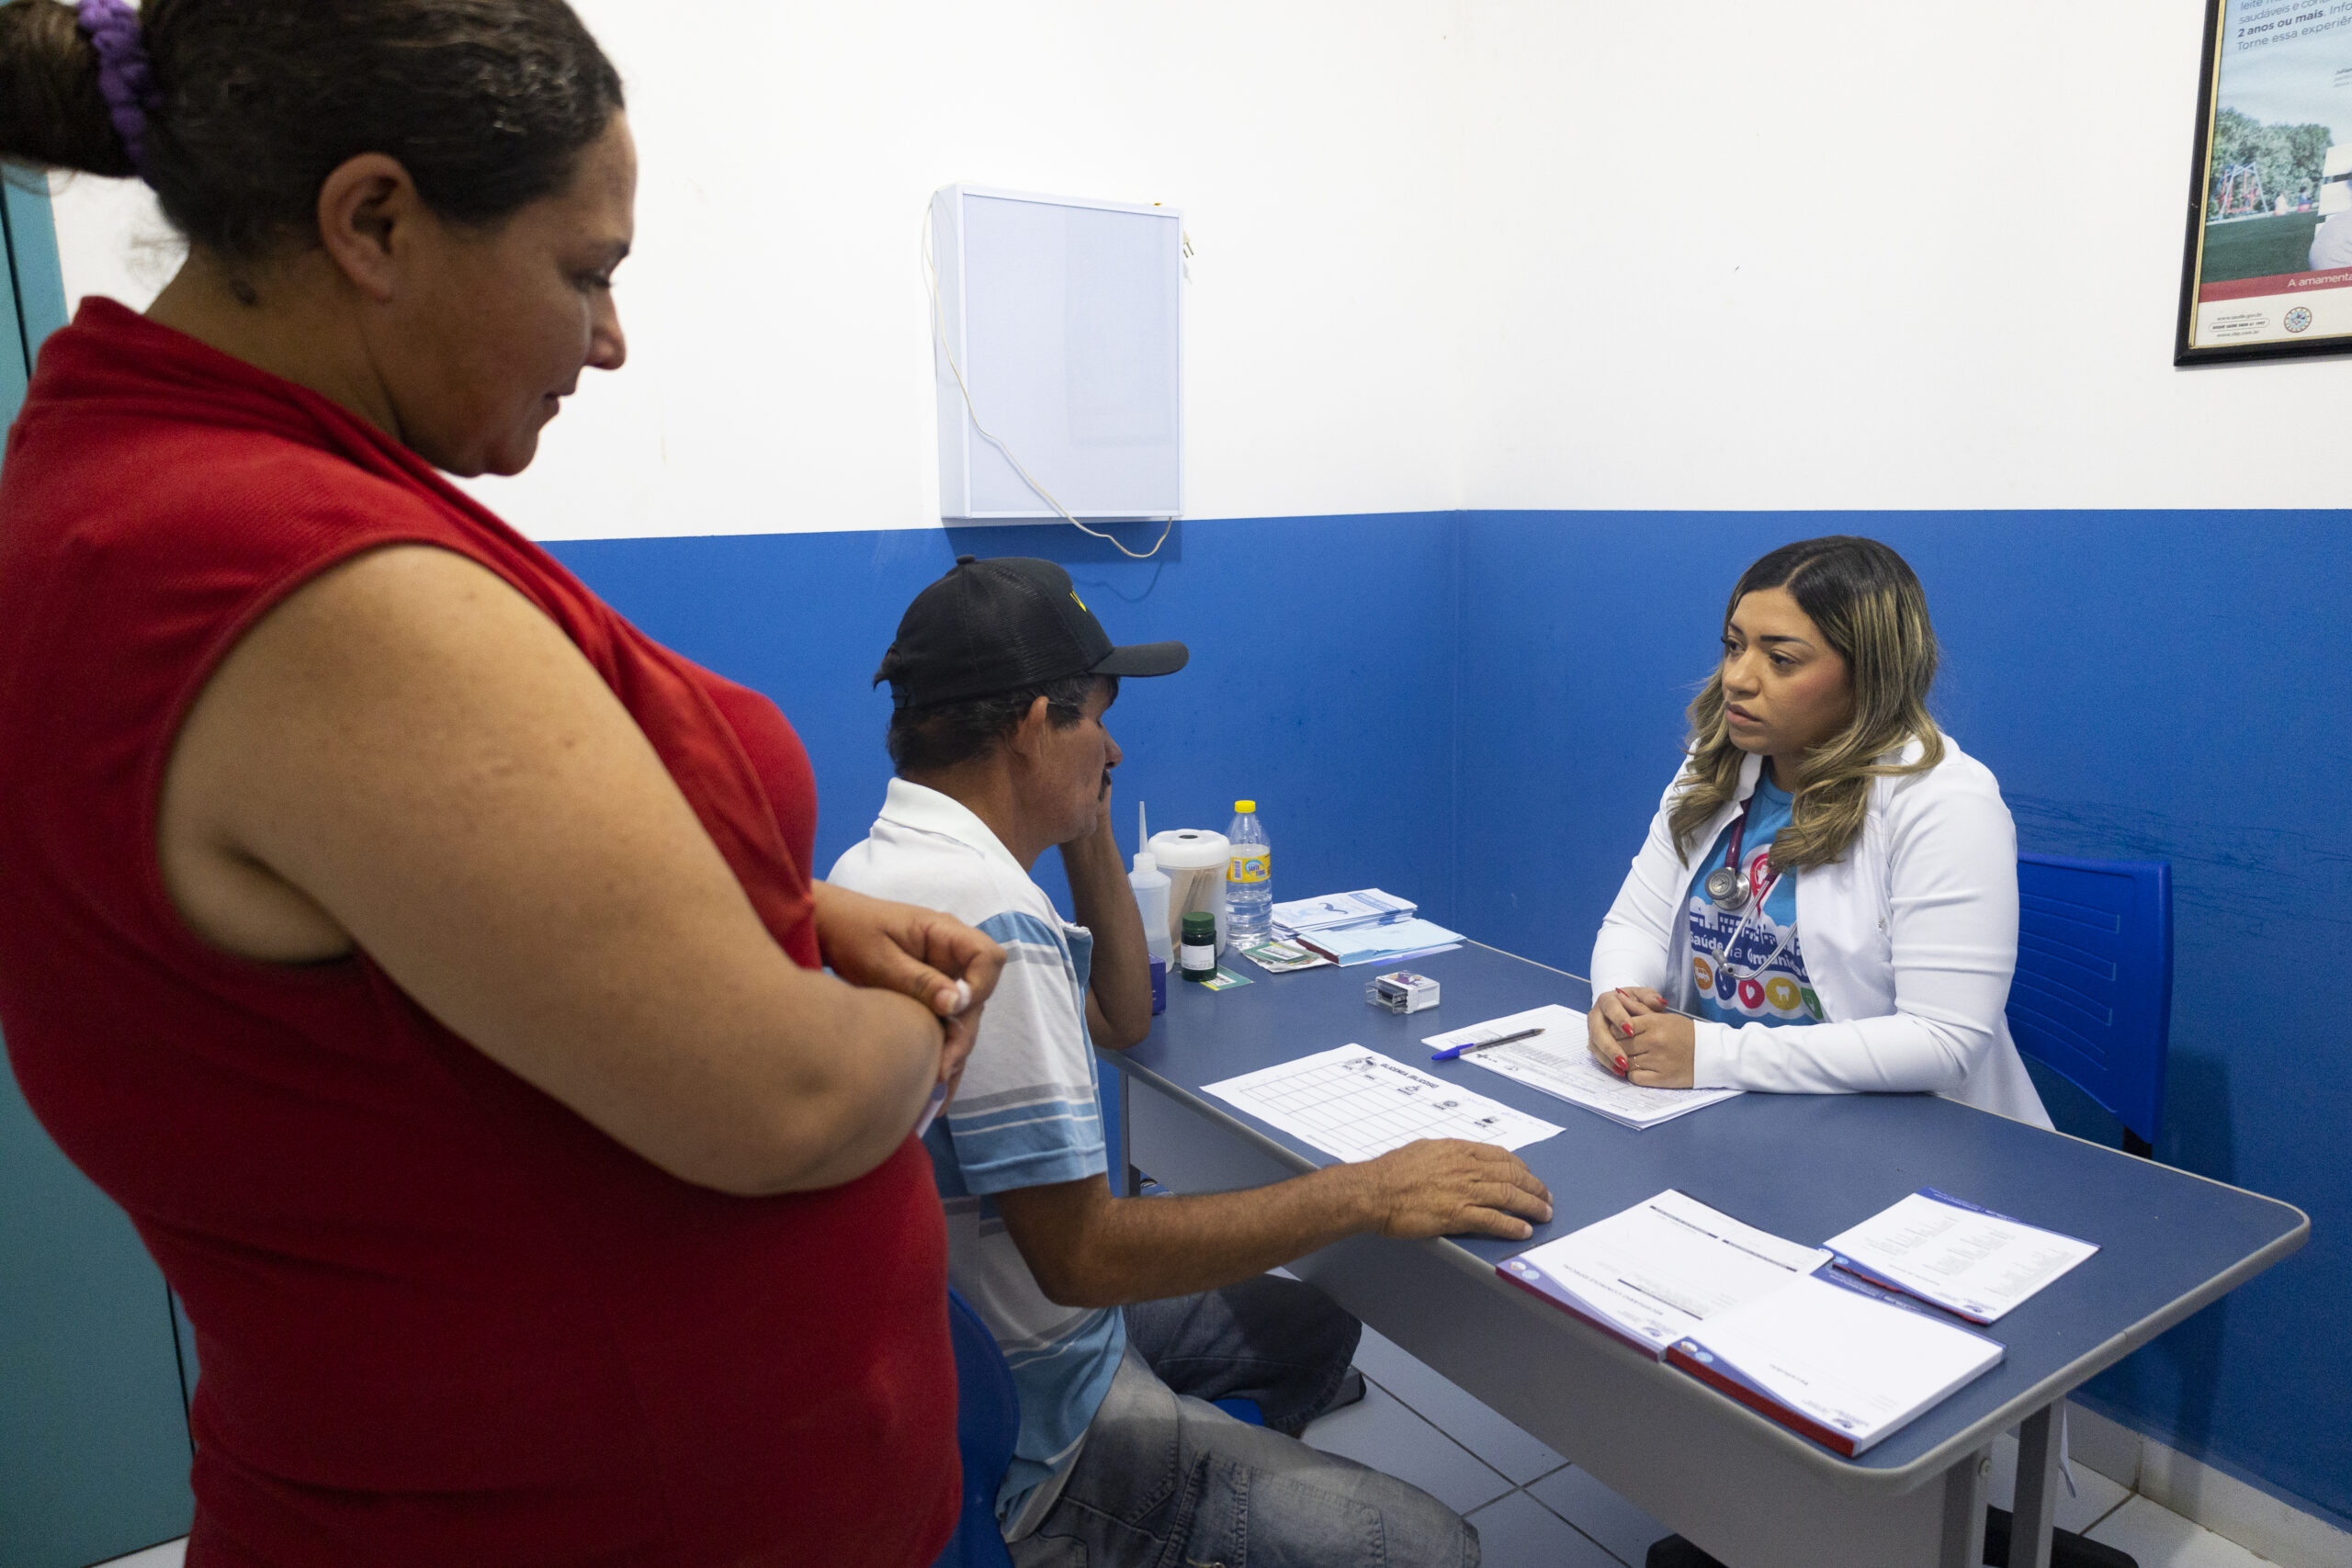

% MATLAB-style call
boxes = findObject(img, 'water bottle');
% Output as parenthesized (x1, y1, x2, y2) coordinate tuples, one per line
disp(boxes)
(1225, 799, 1272, 942)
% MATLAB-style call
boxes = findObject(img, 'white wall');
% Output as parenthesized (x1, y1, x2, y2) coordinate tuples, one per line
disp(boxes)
(49, 0, 2350, 530)
(1453, 0, 2352, 511)
(51, 0, 1468, 539)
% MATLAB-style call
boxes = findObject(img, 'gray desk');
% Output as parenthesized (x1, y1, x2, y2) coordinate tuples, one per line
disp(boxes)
(1108, 941, 2306, 1568)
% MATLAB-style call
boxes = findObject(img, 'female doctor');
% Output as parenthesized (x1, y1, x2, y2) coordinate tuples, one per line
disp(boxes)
(1585, 536, 2049, 1125)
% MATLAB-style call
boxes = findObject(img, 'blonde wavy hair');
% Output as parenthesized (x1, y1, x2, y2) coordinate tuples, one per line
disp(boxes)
(1668, 536, 1945, 872)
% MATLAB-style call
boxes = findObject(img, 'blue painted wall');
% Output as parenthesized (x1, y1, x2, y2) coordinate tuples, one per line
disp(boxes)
(546, 513, 1465, 925)
(1453, 509, 2349, 1529)
(554, 507, 2349, 1531)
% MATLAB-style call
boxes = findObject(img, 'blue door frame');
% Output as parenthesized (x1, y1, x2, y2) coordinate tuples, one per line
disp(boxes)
(0, 175, 198, 1568)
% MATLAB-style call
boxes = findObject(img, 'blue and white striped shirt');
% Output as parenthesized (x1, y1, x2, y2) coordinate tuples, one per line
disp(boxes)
(828, 779, 1124, 1530)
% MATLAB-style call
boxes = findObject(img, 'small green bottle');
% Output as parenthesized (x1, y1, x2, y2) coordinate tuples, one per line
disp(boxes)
(1180, 910, 1218, 982)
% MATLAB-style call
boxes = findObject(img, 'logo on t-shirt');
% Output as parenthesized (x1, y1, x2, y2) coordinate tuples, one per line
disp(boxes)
(1686, 890, 1822, 1025)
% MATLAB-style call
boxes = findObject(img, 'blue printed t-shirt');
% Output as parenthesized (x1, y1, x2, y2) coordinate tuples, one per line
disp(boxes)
(828, 779, 1125, 1532)
(1684, 772, 1823, 1027)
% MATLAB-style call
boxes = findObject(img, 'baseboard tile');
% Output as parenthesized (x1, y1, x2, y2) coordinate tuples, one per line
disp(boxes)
(2065, 1400, 2351, 1568)
(2064, 1401, 2142, 1492)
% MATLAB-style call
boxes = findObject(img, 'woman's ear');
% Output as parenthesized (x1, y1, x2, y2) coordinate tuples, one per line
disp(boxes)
(314, 152, 425, 305)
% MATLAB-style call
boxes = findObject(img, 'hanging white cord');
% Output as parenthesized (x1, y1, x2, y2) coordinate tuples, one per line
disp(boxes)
(922, 204, 1173, 561)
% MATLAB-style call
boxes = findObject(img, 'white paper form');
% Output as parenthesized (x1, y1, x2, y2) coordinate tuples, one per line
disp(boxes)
(1824, 1189, 2100, 1323)
(1202, 1045, 1563, 1163)
(1498, 1190, 1831, 1356)
(1669, 1272, 2005, 1456)
(1424, 1005, 1743, 1130)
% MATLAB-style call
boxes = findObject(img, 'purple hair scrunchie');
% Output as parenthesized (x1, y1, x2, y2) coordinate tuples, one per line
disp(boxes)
(75, 0, 159, 180)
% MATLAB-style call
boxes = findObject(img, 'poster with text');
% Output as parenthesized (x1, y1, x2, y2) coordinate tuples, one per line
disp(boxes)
(2179, 0, 2352, 361)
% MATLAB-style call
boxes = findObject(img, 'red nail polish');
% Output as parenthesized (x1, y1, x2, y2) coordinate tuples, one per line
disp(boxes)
(1614, 1055, 1629, 1073)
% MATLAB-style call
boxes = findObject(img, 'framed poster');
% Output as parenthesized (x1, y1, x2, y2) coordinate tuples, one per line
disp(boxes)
(2177, 0, 2352, 363)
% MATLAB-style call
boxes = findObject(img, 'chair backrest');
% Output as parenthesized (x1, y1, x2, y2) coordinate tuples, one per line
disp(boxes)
(2007, 854, 2172, 1149)
(933, 1289, 1020, 1568)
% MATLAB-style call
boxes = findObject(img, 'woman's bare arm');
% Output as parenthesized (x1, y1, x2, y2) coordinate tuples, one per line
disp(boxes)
(159, 544, 987, 1196)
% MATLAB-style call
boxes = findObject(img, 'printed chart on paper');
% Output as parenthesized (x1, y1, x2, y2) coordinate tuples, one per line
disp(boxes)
(1203, 1045, 1563, 1164)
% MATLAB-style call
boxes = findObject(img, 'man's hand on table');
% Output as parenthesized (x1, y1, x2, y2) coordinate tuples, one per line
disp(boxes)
(1352, 1140, 1555, 1243)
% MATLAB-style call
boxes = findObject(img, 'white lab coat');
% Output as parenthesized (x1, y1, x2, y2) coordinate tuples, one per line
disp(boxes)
(1591, 735, 2052, 1126)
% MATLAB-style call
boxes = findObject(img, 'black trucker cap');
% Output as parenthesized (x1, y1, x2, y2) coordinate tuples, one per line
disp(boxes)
(875, 556, 1190, 710)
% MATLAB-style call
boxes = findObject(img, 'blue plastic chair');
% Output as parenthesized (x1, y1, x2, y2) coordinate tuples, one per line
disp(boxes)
(933, 1290, 1020, 1568)
(2007, 854, 2172, 1156)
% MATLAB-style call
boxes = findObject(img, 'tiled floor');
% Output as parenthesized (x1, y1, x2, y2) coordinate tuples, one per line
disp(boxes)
(90, 1348, 2277, 1568)
(94, 1546, 183, 1568)
(1297, 1324, 2275, 1568)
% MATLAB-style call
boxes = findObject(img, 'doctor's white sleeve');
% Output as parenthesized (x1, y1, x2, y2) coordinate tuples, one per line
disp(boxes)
(1688, 780, 2019, 1096)
(1590, 773, 1692, 997)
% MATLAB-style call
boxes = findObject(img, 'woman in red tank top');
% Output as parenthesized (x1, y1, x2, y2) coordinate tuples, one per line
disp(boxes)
(0, 4, 1000, 1563)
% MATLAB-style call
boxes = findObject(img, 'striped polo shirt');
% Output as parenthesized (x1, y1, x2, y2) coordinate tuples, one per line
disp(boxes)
(828, 779, 1124, 1532)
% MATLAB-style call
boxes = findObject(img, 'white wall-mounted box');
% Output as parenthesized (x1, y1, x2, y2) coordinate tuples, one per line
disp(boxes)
(931, 184, 1182, 521)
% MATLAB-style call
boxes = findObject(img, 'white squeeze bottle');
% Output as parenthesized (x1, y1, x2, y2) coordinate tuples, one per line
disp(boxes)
(1225, 800, 1272, 942)
(1129, 804, 1173, 1012)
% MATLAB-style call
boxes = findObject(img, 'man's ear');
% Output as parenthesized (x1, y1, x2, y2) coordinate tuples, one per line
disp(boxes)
(1004, 694, 1055, 762)
(315, 152, 424, 305)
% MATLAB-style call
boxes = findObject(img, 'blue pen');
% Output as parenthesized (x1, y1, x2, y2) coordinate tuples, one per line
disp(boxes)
(1431, 1025, 1544, 1062)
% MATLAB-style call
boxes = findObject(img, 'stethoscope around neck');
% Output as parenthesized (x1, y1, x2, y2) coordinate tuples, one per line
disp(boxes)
(1700, 792, 1795, 983)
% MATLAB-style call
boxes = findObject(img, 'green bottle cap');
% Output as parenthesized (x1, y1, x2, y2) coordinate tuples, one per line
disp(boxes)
(1181, 910, 1216, 941)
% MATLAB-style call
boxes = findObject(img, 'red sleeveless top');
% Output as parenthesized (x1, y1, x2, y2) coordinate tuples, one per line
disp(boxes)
(0, 301, 956, 1567)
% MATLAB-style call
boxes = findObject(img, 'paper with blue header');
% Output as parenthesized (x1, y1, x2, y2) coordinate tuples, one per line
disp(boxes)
(1824, 1189, 2100, 1325)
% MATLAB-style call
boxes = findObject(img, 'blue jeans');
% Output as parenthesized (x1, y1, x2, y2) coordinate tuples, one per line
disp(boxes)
(1010, 1276, 1479, 1568)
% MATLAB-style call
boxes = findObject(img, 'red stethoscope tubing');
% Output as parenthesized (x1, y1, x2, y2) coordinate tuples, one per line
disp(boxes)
(1712, 795, 1792, 981)
(1721, 795, 1781, 908)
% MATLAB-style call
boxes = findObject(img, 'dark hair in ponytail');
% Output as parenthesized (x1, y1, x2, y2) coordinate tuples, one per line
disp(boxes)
(0, 0, 624, 261)
(0, 1, 137, 178)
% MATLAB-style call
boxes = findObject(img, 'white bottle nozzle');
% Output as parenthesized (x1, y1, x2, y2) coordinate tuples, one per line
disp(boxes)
(1137, 800, 1149, 856)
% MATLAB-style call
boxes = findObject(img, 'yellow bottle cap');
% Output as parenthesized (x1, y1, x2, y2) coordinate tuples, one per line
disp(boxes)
(1235, 800, 1256, 814)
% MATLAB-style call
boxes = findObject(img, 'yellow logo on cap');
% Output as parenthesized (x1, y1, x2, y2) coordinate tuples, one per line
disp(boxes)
(1069, 588, 1088, 612)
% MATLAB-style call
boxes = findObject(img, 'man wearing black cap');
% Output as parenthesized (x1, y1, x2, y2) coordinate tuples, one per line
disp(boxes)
(831, 557, 1552, 1568)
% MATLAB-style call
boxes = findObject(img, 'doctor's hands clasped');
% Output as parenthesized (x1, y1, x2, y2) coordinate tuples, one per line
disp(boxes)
(1588, 987, 1697, 1089)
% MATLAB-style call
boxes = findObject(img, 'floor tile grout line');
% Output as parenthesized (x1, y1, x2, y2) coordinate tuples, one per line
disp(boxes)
(1466, 1480, 1639, 1568)
(1518, 1481, 1640, 1566)
(1352, 1371, 1518, 1502)
(1368, 1364, 1642, 1563)
(1359, 1360, 1567, 1494)
(2078, 1488, 2135, 1536)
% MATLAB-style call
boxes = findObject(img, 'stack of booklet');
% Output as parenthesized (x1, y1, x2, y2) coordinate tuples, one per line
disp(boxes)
(1269, 889, 1418, 936)
(1252, 889, 1463, 967)
(1499, 1190, 2061, 1457)
(1295, 918, 1464, 966)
